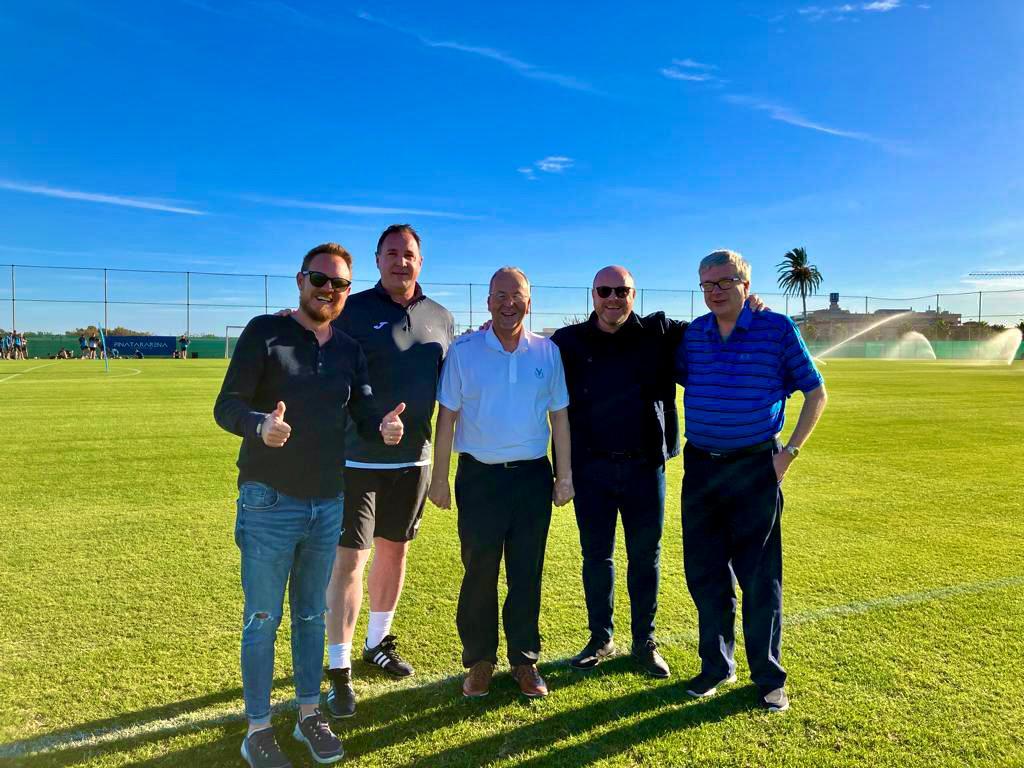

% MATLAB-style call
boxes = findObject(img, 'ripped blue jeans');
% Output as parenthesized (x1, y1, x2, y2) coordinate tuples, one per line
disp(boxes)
(235, 481, 343, 724)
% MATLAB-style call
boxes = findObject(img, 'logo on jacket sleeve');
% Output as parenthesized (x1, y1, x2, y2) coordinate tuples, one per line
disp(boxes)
(373, 321, 389, 330)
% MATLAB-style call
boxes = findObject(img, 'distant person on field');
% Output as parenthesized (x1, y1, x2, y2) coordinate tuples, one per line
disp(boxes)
(1, 333, 9, 359)
(675, 249, 827, 713)
(79, 334, 87, 358)
(179, 334, 189, 359)
(214, 242, 405, 768)
(88, 334, 98, 359)
(12, 332, 23, 360)
(428, 267, 574, 700)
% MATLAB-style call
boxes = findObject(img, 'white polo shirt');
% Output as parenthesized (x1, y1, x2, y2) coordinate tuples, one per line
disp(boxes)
(437, 327, 569, 464)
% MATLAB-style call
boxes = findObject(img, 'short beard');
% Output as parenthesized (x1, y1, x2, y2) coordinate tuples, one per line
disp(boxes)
(299, 294, 342, 324)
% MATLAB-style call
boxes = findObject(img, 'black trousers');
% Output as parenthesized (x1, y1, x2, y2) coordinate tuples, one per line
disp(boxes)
(455, 454, 553, 668)
(572, 458, 666, 647)
(681, 442, 786, 691)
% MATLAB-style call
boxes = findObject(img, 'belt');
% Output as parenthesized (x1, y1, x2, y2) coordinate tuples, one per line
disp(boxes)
(460, 453, 547, 470)
(686, 438, 779, 460)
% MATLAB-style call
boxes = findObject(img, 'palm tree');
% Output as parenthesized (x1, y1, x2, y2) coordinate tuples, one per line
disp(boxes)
(930, 318, 951, 341)
(777, 247, 824, 321)
(1016, 320, 1024, 336)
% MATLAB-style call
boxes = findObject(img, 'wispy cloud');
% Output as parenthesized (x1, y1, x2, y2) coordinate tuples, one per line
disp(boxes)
(356, 11, 596, 93)
(799, 1, 908, 21)
(518, 156, 574, 180)
(722, 95, 879, 141)
(0, 179, 206, 215)
(242, 194, 479, 220)
(660, 58, 726, 85)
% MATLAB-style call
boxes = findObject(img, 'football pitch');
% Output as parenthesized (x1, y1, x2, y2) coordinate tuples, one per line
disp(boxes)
(1, 358, 1022, 768)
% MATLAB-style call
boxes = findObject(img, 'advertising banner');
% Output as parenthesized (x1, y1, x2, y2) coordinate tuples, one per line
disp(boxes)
(106, 336, 177, 357)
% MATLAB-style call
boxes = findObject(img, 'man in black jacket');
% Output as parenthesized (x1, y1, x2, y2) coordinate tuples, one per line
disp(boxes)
(551, 265, 684, 678)
(215, 242, 405, 768)
(321, 225, 454, 718)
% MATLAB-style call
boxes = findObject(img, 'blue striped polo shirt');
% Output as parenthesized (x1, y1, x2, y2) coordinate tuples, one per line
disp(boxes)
(675, 304, 823, 452)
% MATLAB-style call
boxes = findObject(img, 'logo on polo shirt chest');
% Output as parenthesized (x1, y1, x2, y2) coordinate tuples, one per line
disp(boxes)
(535, 367, 544, 379)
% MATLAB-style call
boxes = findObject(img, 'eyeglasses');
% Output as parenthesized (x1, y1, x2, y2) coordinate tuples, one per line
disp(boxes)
(302, 271, 352, 290)
(699, 276, 744, 293)
(595, 286, 633, 299)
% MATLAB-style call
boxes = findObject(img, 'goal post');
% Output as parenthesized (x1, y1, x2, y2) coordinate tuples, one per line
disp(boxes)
(225, 325, 246, 359)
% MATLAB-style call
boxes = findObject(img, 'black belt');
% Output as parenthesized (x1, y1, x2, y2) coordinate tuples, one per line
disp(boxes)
(460, 453, 548, 470)
(686, 438, 779, 460)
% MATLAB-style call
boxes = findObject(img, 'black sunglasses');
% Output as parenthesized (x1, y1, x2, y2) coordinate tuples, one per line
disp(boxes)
(595, 286, 632, 299)
(302, 271, 352, 290)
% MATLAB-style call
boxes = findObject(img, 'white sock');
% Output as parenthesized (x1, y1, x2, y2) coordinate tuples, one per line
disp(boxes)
(328, 642, 351, 670)
(365, 611, 395, 649)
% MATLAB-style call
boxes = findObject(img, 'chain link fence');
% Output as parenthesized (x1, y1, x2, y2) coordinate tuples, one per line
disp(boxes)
(2, 264, 1022, 358)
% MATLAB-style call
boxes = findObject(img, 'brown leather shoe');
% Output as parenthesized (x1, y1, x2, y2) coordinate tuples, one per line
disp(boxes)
(511, 664, 549, 698)
(463, 661, 495, 698)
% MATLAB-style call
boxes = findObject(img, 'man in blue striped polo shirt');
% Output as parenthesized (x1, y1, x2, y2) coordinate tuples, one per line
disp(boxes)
(675, 249, 827, 713)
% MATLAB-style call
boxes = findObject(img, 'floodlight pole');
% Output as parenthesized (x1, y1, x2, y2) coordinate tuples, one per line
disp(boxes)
(690, 291, 694, 321)
(186, 271, 191, 337)
(10, 265, 14, 331)
(639, 288, 645, 315)
(936, 294, 940, 315)
(264, 274, 269, 314)
(103, 268, 109, 332)
(468, 284, 473, 329)
(977, 291, 982, 324)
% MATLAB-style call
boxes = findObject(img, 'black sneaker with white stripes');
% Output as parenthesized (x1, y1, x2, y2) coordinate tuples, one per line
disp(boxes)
(324, 666, 356, 719)
(362, 634, 415, 678)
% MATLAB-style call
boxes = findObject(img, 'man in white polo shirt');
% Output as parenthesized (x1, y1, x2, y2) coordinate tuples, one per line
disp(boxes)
(428, 266, 574, 699)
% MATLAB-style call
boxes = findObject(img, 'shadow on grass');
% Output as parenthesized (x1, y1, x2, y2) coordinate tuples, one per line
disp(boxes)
(5, 659, 759, 767)
(1, 677, 291, 766)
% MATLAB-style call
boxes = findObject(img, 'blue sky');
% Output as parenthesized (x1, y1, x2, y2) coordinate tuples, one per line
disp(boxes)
(2, 1, 1023, 333)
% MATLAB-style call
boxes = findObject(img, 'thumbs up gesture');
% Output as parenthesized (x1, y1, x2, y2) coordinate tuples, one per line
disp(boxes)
(261, 401, 291, 448)
(380, 402, 405, 446)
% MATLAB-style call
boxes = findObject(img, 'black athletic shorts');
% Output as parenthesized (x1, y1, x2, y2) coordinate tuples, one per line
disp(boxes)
(340, 465, 430, 549)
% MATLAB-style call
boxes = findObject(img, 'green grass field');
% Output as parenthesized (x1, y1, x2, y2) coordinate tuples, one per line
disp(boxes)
(1, 358, 1022, 767)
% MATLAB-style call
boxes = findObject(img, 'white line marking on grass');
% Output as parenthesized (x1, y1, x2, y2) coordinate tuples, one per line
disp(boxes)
(785, 575, 1024, 625)
(3, 574, 1022, 759)
(0, 362, 58, 383)
(0, 367, 143, 383)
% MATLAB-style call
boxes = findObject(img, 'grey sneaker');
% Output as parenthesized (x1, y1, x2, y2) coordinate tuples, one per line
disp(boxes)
(241, 728, 292, 768)
(292, 709, 344, 764)
(759, 686, 790, 712)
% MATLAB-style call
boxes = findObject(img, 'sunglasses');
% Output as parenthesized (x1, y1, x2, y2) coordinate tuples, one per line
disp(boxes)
(595, 286, 633, 299)
(302, 271, 352, 290)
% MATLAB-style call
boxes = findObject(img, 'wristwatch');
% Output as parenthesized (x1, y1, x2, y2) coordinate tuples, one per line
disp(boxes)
(784, 444, 800, 458)
(256, 419, 263, 437)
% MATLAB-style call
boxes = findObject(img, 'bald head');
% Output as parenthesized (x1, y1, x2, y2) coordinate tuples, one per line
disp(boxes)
(592, 265, 635, 290)
(591, 265, 636, 334)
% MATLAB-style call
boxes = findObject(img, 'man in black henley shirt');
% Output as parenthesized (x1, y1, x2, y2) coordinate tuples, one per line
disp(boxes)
(214, 242, 404, 768)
